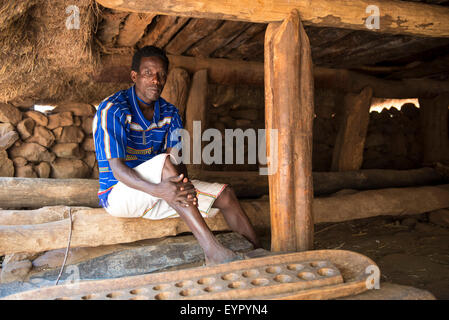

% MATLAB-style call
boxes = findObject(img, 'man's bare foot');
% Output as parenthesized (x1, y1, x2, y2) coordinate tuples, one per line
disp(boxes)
(204, 248, 242, 266)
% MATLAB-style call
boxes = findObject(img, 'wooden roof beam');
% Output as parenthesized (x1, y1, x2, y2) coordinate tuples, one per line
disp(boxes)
(96, 0, 449, 38)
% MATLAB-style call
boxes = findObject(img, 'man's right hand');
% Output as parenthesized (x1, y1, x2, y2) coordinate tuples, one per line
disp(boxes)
(157, 173, 197, 207)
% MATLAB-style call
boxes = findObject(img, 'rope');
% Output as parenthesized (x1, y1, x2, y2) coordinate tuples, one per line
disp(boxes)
(55, 207, 73, 286)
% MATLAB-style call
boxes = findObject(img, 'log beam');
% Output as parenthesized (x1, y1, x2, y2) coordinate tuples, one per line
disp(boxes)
(95, 0, 449, 38)
(419, 93, 449, 165)
(331, 87, 373, 171)
(161, 67, 191, 119)
(0, 168, 445, 208)
(93, 54, 449, 98)
(265, 10, 314, 252)
(2, 184, 449, 255)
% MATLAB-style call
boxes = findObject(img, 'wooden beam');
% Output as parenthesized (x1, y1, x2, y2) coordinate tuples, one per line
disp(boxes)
(0, 168, 444, 209)
(265, 10, 314, 252)
(185, 21, 251, 58)
(185, 69, 208, 170)
(93, 54, 449, 98)
(2, 184, 449, 254)
(96, 0, 449, 38)
(419, 93, 449, 165)
(331, 87, 373, 171)
(164, 19, 223, 55)
(116, 13, 156, 47)
(160, 67, 191, 119)
(138, 15, 189, 48)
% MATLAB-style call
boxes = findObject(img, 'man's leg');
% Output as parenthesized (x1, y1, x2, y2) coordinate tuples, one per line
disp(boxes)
(161, 157, 238, 264)
(212, 186, 262, 249)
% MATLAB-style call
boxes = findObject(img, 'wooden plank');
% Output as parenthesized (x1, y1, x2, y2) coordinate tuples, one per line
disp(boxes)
(96, 0, 449, 38)
(185, 21, 251, 57)
(138, 15, 190, 48)
(331, 87, 373, 171)
(264, 10, 314, 252)
(116, 13, 156, 47)
(165, 19, 223, 55)
(93, 54, 449, 98)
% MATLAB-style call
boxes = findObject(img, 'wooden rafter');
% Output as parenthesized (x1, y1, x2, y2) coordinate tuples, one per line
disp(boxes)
(96, 0, 449, 38)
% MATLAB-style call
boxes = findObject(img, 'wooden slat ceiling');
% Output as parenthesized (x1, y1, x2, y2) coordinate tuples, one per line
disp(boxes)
(96, 0, 449, 81)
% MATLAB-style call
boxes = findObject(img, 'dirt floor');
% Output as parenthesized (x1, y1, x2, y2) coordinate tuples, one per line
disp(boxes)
(259, 214, 449, 299)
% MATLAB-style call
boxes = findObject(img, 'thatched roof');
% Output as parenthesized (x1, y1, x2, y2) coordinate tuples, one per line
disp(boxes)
(1, 0, 449, 105)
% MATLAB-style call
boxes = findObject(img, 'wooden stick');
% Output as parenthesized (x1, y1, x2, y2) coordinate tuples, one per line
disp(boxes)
(96, 0, 449, 38)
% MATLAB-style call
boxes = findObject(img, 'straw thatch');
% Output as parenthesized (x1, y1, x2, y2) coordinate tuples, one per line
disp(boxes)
(0, 0, 108, 105)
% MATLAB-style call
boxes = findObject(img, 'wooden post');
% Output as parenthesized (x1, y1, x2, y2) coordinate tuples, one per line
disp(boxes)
(161, 67, 191, 120)
(185, 69, 208, 170)
(264, 10, 314, 252)
(419, 93, 449, 165)
(331, 87, 373, 171)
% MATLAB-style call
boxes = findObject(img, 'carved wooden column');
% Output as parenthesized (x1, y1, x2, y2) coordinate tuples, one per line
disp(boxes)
(331, 87, 373, 171)
(264, 10, 314, 252)
(185, 69, 208, 170)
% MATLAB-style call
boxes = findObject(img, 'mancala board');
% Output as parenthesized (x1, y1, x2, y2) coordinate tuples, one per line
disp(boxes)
(3, 249, 379, 300)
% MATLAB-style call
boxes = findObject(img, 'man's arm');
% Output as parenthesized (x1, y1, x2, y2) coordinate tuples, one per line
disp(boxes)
(108, 158, 195, 206)
(166, 147, 189, 178)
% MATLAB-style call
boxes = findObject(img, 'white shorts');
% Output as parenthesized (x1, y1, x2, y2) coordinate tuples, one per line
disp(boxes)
(105, 153, 227, 219)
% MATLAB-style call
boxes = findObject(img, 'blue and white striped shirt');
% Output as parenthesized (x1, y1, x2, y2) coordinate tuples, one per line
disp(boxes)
(93, 85, 183, 207)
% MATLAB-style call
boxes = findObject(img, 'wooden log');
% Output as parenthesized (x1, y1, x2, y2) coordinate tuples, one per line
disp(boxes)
(419, 93, 449, 165)
(0, 201, 270, 255)
(2, 184, 449, 255)
(213, 23, 267, 58)
(116, 13, 156, 47)
(138, 15, 189, 48)
(161, 68, 191, 119)
(331, 87, 373, 171)
(226, 30, 265, 61)
(264, 10, 314, 252)
(165, 19, 223, 55)
(185, 21, 251, 58)
(185, 69, 208, 170)
(93, 54, 449, 98)
(97, 10, 128, 46)
(96, 0, 449, 38)
(0, 168, 445, 209)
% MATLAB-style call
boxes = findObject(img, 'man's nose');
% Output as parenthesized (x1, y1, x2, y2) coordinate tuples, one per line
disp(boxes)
(149, 74, 160, 84)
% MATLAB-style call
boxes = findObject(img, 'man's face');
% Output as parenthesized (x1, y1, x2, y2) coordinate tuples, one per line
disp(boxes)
(131, 56, 167, 103)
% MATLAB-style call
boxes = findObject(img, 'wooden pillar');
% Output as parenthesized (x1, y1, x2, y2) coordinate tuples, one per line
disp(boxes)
(185, 69, 208, 170)
(419, 93, 449, 165)
(161, 67, 191, 120)
(331, 87, 373, 171)
(264, 10, 314, 252)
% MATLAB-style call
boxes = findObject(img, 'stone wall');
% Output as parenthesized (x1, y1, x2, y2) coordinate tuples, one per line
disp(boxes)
(0, 103, 97, 179)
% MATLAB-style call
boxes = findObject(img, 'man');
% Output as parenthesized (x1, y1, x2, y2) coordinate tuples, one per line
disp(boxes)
(93, 46, 261, 265)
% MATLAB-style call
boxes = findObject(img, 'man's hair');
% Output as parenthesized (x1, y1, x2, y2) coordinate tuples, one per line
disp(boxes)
(131, 46, 169, 72)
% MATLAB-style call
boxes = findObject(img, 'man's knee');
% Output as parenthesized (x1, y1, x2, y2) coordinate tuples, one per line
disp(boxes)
(162, 155, 178, 180)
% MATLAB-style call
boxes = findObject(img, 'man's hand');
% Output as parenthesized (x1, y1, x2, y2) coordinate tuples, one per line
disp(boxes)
(158, 173, 198, 207)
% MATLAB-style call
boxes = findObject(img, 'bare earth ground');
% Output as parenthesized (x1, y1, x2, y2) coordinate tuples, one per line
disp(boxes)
(259, 214, 449, 299)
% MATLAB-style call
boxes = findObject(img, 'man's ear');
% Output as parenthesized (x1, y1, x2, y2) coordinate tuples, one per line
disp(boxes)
(130, 70, 137, 83)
